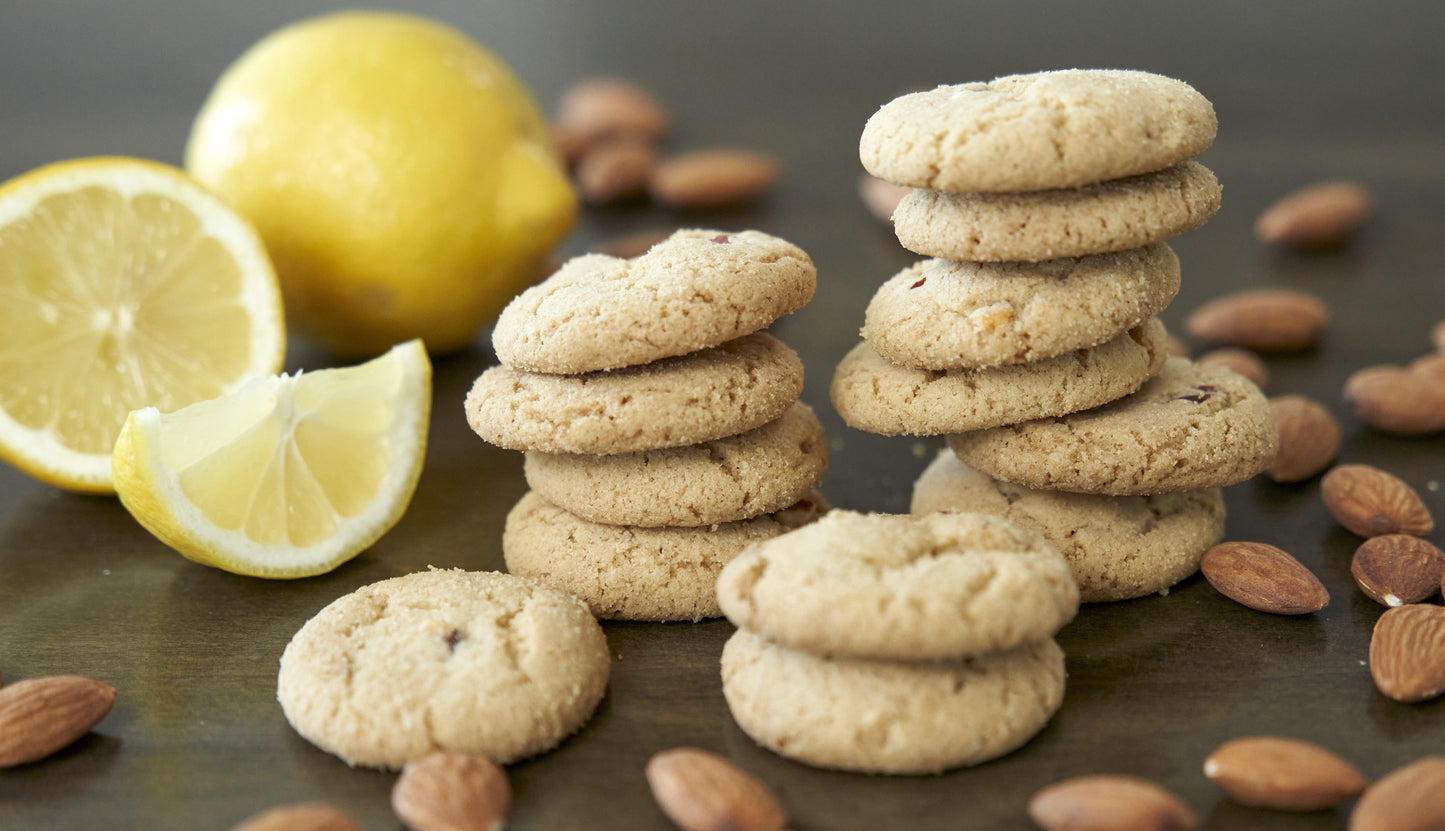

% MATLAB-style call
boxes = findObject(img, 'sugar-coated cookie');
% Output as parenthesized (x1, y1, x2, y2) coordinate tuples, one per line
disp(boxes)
(947, 358, 1279, 495)
(524, 402, 826, 528)
(863, 243, 1179, 370)
(831, 319, 1169, 436)
(860, 69, 1216, 192)
(503, 491, 829, 622)
(465, 332, 802, 455)
(276, 569, 609, 769)
(721, 629, 1065, 774)
(492, 229, 815, 374)
(912, 450, 1225, 602)
(893, 162, 1221, 262)
(716, 510, 1078, 660)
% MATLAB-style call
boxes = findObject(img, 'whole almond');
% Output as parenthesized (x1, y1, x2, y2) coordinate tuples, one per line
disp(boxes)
(650, 149, 778, 209)
(1200, 541, 1330, 614)
(1410, 352, 1445, 382)
(1028, 774, 1197, 831)
(392, 751, 510, 831)
(575, 135, 658, 205)
(1349, 756, 1445, 831)
(0, 675, 116, 767)
(1204, 735, 1366, 810)
(858, 173, 911, 223)
(231, 803, 362, 831)
(1342, 365, 1445, 436)
(1185, 288, 1329, 352)
(1255, 181, 1371, 248)
(1352, 535, 1445, 607)
(1195, 348, 1269, 390)
(1369, 603, 1445, 703)
(554, 77, 668, 148)
(1266, 395, 1340, 482)
(645, 747, 786, 831)
(1321, 464, 1434, 538)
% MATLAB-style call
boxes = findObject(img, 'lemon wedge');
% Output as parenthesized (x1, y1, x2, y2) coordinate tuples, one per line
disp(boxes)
(112, 339, 431, 578)
(0, 156, 286, 493)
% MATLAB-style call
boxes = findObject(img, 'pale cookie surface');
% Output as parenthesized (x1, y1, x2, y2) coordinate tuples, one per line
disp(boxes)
(503, 490, 829, 622)
(912, 450, 1225, 602)
(893, 161, 1221, 261)
(276, 569, 609, 769)
(831, 319, 1168, 436)
(721, 629, 1065, 774)
(860, 69, 1216, 192)
(948, 358, 1279, 495)
(524, 402, 826, 527)
(716, 510, 1078, 660)
(465, 332, 802, 455)
(863, 243, 1179, 370)
(492, 229, 816, 373)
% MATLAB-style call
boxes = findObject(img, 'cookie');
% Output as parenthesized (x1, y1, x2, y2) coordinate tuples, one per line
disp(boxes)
(492, 229, 815, 374)
(912, 450, 1226, 602)
(721, 629, 1065, 774)
(276, 569, 609, 769)
(863, 243, 1179, 370)
(716, 509, 1077, 660)
(947, 358, 1279, 495)
(860, 69, 1216, 192)
(503, 490, 829, 622)
(892, 161, 1221, 262)
(465, 332, 803, 455)
(524, 402, 827, 527)
(831, 319, 1169, 437)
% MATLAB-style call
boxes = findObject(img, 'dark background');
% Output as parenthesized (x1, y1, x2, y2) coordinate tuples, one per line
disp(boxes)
(2, 2, 1443, 829)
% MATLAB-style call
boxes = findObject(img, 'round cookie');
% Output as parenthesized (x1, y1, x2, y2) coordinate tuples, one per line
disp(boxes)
(863, 243, 1179, 370)
(947, 357, 1280, 495)
(524, 402, 827, 527)
(466, 332, 803, 455)
(276, 569, 609, 769)
(492, 229, 816, 374)
(721, 629, 1065, 774)
(831, 319, 1169, 437)
(893, 161, 1222, 262)
(715, 509, 1078, 660)
(860, 69, 1217, 192)
(912, 450, 1226, 602)
(503, 490, 829, 622)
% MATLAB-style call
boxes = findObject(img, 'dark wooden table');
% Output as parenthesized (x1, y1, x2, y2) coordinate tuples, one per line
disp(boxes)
(3, 2, 1444, 828)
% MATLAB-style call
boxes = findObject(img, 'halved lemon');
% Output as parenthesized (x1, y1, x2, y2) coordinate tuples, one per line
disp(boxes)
(112, 339, 431, 578)
(0, 156, 286, 493)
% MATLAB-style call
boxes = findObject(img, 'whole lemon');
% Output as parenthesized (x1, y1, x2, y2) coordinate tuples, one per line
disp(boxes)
(185, 11, 576, 357)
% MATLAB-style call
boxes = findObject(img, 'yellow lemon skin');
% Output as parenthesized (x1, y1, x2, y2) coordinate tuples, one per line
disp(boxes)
(184, 11, 577, 357)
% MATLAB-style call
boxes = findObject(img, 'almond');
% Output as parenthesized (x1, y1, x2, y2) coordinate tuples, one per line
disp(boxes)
(1195, 347, 1269, 389)
(231, 803, 362, 831)
(1167, 336, 1190, 359)
(1255, 181, 1371, 248)
(649, 149, 778, 209)
(1028, 774, 1197, 831)
(0, 675, 116, 767)
(1266, 395, 1340, 482)
(1352, 535, 1445, 607)
(1185, 288, 1329, 352)
(1321, 464, 1434, 538)
(553, 77, 668, 151)
(392, 751, 510, 831)
(1342, 364, 1445, 436)
(1369, 603, 1445, 703)
(645, 747, 786, 831)
(1203, 735, 1366, 810)
(858, 173, 911, 223)
(1410, 352, 1445, 382)
(1434, 319, 1445, 353)
(1349, 756, 1445, 831)
(575, 135, 659, 205)
(1200, 541, 1329, 614)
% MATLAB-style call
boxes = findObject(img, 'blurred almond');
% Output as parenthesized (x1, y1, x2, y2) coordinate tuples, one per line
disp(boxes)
(1321, 464, 1434, 538)
(1266, 395, 1339, 482)
(645, 747, 786, 831)
(1410, 352, 1445, 382)
(1349, 756, 1445, 831)
(1369, 603, 1445, 703)
(0, 675, 115, 767)
(1185, 288, 1328, 352)
(1200, 541, 1329, 614)
(1255, 181, 1371, 248)
(1433, 319, 1445, 353)
(231, 803, 362, 831)
(1343, 364, 1445, 436)
(1352, 535, 1445, 607)
(650, 149, 778, 209)
(575, 135, 658, 204)
(1195, 348, 1269, 390)
(554, 76, 668, 151)
(1204, 735, 1366, 810)
(1167, 336, 1190, 359)
(392, 751, 510, 831)
(1028, 774, 1197, 831)
(858, 173, 911, 223)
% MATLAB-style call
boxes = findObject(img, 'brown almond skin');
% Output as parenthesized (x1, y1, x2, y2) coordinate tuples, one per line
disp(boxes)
(1369, 603, 1445, 703)
(1204, 735, 1367, 810)
(1195, 348, 1269, 390)
(1028, 774, 1197, 831)
(1266, 395, 1340, 482)
(1343, 365, 1445, 436)
(231, 803, 363, 831)
(554, 77, 668, 146)
(650, 149, 778, 209)
(1185, 288, 1329, 352)
(0, 675, 116, 767)
(392, 751, 510, 831)
(1352, 535, 1445, 607)
(646, 747, 786, 831)
(575, 135, 658, 205)
(1410, 352, 1445, 382)
(1321, 464, 1434, 538)
(1255, 181, 1371, 248)
(1349, 756, 1445, 831)
(1200, 542, 1330, 615)
(1167, 336, 1190, 359)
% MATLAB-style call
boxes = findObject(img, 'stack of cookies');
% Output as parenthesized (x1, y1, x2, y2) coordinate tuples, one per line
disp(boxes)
(466, 229, 829, 622)
(715, 510, 1079, 774)
(833, 69, 1279, 601)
